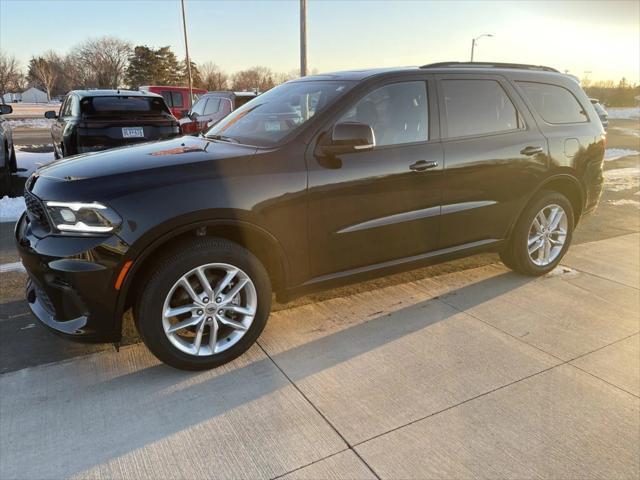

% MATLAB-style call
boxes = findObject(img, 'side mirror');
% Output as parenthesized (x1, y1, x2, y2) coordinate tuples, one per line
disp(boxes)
(321, 122, 375, 155)
(44, 110, 57, 119)
(190, 111, 199, 119)
(181, 110, 190, 118)
(0, 104, 12, 115)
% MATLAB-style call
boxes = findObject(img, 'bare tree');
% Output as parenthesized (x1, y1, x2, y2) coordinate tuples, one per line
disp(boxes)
(72, 36, 132, 88)
(0, 51, 22, 104)
(232, 66, 276, 92)
(29, 51, 60, 100)
(199, 61, 228, 90)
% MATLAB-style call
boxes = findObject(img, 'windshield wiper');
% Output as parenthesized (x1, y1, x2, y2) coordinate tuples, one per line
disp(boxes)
(206, 134, 239, 143)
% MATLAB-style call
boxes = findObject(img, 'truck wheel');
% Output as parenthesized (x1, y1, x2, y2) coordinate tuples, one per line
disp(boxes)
(135, 237, 272, 370)
(501, 191, 574, 276)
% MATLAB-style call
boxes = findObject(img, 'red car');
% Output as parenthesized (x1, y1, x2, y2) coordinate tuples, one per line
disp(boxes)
(179, 91, 258, 135)
(139, 86, 207, 118)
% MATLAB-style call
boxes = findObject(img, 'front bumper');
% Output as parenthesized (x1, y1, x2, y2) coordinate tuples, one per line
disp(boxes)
(15, 212, 129, 341)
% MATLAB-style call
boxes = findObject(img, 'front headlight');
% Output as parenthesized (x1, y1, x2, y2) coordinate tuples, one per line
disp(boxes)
(45, 201, 121, 234)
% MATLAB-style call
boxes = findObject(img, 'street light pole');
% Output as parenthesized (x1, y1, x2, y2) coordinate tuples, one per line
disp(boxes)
(181, 0, 193, 108)
(300, 0, 307, 77)
(470, 33, 494, 62)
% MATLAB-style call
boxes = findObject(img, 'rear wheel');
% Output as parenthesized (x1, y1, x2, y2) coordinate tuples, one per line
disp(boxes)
(135, 237, 271, 370)
(501, 191, 574, 276)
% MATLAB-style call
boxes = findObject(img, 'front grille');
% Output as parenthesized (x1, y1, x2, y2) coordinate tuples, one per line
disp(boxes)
(24, 190, 51, 232)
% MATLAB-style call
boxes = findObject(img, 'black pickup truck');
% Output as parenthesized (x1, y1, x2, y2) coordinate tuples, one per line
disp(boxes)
(45, 90, 180, 158)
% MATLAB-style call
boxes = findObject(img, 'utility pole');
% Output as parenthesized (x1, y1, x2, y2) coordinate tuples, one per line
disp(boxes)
(181, 0, 194, 108)
(300, 0, 307, 77)
(470, 33, 493, 62)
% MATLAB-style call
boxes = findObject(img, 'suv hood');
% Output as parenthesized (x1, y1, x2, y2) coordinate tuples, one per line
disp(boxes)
(37, 136, 257, 181)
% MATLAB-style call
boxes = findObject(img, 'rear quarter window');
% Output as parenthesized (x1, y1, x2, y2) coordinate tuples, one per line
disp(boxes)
(517, 81, 588, 124)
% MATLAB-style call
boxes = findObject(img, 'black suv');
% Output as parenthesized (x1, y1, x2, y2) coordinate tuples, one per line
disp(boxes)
(17, 63, 605, 370)
(44, 90, 180, 158)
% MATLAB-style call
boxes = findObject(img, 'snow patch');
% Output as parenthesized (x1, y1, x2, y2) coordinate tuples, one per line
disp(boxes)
(545, 266, 579, 278)
(604, 167, 640, 192)
(610, 199, 640, 208)
(604, 148, 640, 161)
(7, 118, 54, 129)
(606, 107, 640, 119)
(612, 127, 640, 138)
(0, 196, 26, 222)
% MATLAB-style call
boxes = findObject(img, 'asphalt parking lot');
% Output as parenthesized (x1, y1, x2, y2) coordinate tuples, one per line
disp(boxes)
(0, 116, 638, 479)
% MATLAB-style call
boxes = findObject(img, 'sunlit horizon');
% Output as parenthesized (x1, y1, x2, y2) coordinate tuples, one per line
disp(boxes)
(1, 0, 638, 84)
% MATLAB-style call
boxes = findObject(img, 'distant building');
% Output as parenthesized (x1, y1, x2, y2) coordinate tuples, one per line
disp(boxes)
(21, 87, 48, 103)
(1, 92, 21, 103)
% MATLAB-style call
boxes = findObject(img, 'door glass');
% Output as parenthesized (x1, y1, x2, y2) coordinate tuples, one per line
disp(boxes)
(203, 98, 221, 115)
(161, 91, 173, 107)
(172, 91, 184, 109)
(338, 81, 428, 147)
(441, 79, 522, 138)
(517, 81, 588, 124)
(191, 97, 207, 115)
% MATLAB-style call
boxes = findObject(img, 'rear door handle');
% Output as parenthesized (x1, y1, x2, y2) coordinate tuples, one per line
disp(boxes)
(409, 160, 439, 172)
(520, 146, 544, 156)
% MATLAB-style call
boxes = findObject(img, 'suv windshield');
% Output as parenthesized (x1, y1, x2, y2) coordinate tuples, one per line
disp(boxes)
(205, 81, 354, 147)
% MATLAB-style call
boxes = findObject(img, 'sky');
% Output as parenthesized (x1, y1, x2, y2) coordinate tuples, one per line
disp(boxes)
(1, 0, 638, 83)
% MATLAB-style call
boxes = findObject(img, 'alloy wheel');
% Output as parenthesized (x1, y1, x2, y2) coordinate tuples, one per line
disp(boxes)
(527, 204, 568, 266)
(162, 263, 257, 356)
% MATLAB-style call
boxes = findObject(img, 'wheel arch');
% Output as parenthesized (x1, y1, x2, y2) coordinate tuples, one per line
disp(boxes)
(114, 218, 290, 337)
(506, 172, 585, 240)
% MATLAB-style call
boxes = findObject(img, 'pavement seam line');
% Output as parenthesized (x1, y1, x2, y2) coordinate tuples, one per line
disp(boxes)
(438, 296, 567, 363)
(270, 448, 351, 480)
(351, 363, 561, 449)
(256, 341, 382, 480)
(568, 362, 640, 399)
(442, 295, 640, 398)
(349, 331, 640, 449)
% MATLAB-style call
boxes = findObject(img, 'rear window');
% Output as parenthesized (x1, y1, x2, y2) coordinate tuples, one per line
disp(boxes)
(517, 82, 588, 124)
(82, 96, 168, 115)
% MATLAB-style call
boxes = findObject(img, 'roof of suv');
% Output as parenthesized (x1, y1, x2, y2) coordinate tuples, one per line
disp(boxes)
(71, 89, 163, 99)
(298, 62, 569, 82)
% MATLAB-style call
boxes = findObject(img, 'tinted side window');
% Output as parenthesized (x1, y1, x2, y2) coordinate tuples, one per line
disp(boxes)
(71, 96, 80, 117)
(203, 98, 221, 115)
(441, 79, 522, 138)
(191, 97, 207, 115)
(61, 96, 72, 116)
(161, 91, 173, 107)
(172, 91, 184, 109)
(517, 81, 587, 124)
(339, 81, 428, 147)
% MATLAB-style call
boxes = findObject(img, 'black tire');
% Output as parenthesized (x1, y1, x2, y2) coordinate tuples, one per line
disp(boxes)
(135, 237, 272, 370)
(1, 142, 11, 197)
(501, 190, 574, 276)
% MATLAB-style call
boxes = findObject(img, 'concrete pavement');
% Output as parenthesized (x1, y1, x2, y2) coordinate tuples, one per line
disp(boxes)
(0, 233, 638, 479)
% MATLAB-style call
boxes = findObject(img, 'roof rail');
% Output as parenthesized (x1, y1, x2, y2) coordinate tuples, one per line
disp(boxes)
(420, 62, 559, 73)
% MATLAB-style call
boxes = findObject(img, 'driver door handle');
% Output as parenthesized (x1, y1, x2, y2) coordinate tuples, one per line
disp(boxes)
(410, 160, 439, 172)
(520, 146, 544, 156)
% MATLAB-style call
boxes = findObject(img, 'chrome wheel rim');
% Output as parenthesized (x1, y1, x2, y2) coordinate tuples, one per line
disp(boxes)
(528, 204, 568, 267)
(162, 263, 257, 356)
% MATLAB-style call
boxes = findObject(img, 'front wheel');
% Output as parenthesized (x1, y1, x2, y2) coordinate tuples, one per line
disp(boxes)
(135, 238, 272, 370)
(500, 191, 574, 276)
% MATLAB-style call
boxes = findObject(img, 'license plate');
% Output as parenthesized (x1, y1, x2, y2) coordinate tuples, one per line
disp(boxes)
(122, 127, 144, 138)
